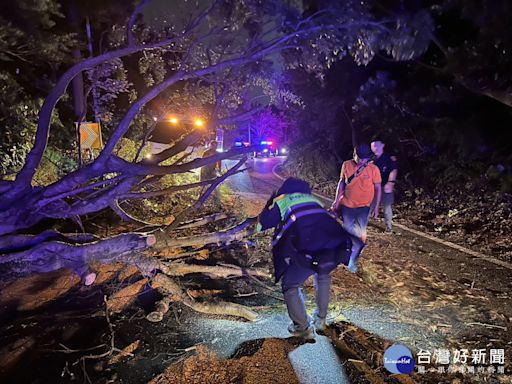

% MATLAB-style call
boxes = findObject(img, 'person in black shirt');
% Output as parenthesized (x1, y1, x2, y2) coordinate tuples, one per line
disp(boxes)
(371, 140, 398, 232)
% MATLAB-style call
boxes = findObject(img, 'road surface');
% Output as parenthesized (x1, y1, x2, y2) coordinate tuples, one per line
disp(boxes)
(225, 156, 284, 194)
(184, 156, 512, 383)
(195, 157, 444, 383)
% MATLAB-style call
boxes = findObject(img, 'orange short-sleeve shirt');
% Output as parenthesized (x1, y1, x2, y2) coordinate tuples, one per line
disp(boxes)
(340, 160, 381, 208)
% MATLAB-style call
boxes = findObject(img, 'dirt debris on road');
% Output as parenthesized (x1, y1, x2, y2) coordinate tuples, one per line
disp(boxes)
(149, 338, 300, 384)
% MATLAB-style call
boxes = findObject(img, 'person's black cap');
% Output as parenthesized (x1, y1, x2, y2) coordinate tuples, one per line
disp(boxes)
(277, 177, 311, 195)
(355, 144, 372, 159)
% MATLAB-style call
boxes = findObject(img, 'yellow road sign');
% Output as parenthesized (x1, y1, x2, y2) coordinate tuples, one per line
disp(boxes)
(78, 122, 102, 149)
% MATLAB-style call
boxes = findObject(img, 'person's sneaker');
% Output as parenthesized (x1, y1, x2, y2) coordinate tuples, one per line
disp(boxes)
(347, 257, 358, 273)
(288, 322, 315, 339)
(313, 314, 327, 333)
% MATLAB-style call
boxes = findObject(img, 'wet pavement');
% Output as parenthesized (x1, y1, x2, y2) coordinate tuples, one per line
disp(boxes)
(340, 305, 447, 351)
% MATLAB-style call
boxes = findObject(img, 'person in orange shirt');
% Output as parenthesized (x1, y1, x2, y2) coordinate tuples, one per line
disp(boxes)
(331, 144, 382, 272)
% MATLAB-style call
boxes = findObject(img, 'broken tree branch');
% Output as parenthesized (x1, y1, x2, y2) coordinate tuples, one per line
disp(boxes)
(177, 213, 229, 229)
(110, 199, 158, 226)
(159, 262, 270, 279)
(154, 217, 257, 248)
(165, 159, 249, 231)
(0, 234, 156, 276)
(0, 230, 98, 253)
(127, 0, 151, 46)
(150, 273, 257, 321)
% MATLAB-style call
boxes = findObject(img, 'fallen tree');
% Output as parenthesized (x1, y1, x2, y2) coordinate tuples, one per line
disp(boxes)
(0, 0, 434, 321)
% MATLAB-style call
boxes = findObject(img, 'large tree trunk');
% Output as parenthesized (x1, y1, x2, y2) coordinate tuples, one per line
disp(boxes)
(0, 233, 156, 277)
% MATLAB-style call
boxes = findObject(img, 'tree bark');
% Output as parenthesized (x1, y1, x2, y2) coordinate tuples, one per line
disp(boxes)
(0, 231, 97, 253)
(177, 213, 229, 229)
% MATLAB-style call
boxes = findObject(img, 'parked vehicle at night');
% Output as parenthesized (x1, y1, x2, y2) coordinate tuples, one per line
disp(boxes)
(148, 115, 207, 156)
(233, 139, 250, 148)
(277, 145, 288, 156)
(232, 138, 288, 157)
(254, 139, 278, 157)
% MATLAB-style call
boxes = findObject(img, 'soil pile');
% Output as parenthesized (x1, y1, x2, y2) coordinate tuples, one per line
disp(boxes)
(149, 338, 299, 384)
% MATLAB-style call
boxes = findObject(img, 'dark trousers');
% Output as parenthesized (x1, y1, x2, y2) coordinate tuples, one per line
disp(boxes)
(281, 260, 335, 331)
(371, 192, 394, 231)
(340, 205, 370, 241)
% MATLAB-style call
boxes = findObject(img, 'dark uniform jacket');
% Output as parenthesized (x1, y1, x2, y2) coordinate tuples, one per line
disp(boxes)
(373, 153, 397, 186)
(257, 178, 357, 282)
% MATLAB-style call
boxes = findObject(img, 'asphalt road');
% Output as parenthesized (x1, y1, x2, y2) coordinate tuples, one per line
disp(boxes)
(183, 314, 349, 384)
(224, 156, 285, 196)
(195, 156, 511, 383)
(224, 156, 334, 207)
(216, 156, 447, 382)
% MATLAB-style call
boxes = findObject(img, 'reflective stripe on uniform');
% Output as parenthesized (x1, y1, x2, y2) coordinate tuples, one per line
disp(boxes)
(271, 207, 327, 247)
(273, 193, 323, 221)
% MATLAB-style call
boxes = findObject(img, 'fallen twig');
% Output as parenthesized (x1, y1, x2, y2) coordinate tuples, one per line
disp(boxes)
(177, 213, 229, 229)
(234, 291, 259, 297)
(46, 343, 107, 354)
(245, 274, 285, 301)
(466, 322, 507, 331)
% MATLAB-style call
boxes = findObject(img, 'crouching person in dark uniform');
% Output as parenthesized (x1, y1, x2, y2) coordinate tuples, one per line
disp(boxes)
(257, 177, 363, 339)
